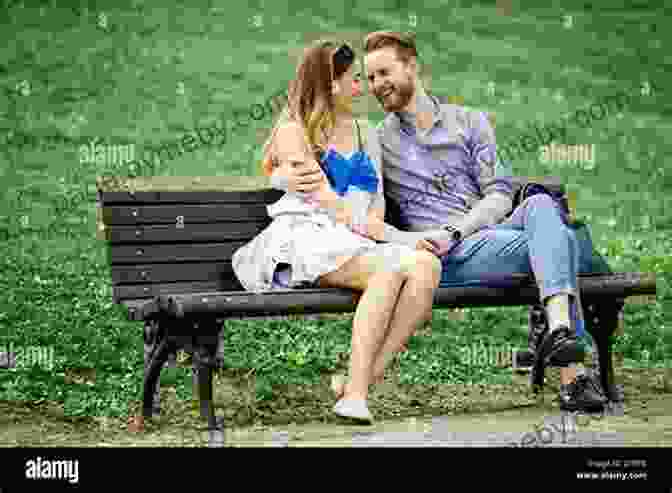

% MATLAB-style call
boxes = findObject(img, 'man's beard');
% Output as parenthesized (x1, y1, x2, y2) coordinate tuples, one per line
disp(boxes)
(376, 76, 415, 113)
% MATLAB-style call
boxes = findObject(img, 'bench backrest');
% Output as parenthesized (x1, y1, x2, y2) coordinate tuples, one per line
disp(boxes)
(98, 175, 568, 311)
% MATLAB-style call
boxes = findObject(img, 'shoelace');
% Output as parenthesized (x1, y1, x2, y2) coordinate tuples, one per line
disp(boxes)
(565, 374, 603, 398)
(569, 375, 589, 394)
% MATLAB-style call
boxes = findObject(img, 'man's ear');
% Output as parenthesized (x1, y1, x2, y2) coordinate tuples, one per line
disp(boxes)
(405, 57, 418, 77)
(332, 81, 341, 95)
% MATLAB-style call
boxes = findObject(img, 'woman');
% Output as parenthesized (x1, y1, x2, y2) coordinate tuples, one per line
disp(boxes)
(232, 40, 441, 424)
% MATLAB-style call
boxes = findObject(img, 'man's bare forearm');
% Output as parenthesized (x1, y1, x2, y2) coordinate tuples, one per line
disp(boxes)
(449, 192, 513, 238)
(366, 215, 434, 247)
(381, 223, 428, 245)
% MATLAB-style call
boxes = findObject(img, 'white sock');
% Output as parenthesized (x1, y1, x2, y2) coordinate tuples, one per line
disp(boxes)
(545, 294, 571, 331)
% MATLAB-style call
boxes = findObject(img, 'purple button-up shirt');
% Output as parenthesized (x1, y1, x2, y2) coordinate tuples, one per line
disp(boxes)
(375, 87, 514, 235)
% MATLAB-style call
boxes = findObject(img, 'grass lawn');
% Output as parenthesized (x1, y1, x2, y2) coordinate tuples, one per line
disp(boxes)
(0, 0, 670, 433)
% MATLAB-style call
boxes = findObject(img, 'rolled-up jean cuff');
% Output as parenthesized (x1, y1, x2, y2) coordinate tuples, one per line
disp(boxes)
(540, 285, 577, 303)
(540, 285, 589, 339)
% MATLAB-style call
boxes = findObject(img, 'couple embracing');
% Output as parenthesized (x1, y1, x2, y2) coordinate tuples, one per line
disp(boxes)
(233, 31, 605, 424)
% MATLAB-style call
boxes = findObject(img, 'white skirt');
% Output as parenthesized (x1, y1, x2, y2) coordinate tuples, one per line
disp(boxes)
(273, 214, 415, 288)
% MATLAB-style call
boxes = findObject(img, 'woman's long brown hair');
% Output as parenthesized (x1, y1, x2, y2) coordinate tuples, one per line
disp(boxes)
(260, 40, 353, 176)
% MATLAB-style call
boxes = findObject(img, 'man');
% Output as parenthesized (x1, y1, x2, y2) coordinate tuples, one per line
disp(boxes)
(282, 31, 605, 412)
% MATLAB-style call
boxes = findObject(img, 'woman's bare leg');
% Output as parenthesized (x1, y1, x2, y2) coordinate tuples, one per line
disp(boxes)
(318, 248, 441, 400)
(370, 250, 441, 383)
(318, 253, 407, 401)
(348, 271, 407, 400)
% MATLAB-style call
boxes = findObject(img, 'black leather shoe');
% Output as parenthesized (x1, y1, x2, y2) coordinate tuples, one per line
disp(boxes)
(536, 324, 585, 367)
(559, 373, 607, 412)
(517, 318, 584, 370)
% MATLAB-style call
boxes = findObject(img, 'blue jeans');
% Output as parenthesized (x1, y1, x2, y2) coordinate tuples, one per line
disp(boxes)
(439, 194, 596, 339)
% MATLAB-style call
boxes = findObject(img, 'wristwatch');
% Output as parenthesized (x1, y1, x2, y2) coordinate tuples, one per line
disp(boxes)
(443, 224, 462, 242)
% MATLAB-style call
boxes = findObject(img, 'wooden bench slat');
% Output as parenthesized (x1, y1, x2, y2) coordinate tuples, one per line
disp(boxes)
(112, 262, 234, 284)
(96, 174, 588, 322)
(103, 204, 270, 225)
(119, 272, 657, 320)
(114, 280, 243, 303)
(154, 272, 656, 319)
(121, 299, 161, 321)
(97, 177, 571, 246)
(104, 222, 268, 243)
(99, 189, 283, 204)
(96, 175, 273, 194)
(97, 177, 564, 202)
(110, 242, 245, 264)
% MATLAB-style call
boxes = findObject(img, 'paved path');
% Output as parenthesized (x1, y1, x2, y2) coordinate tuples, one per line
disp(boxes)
(216, 395, 672, 447)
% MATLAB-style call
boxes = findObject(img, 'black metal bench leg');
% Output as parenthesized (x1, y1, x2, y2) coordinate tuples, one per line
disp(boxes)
(144, 319, 179, 415)
(529, 304, 547, 394)
(594, 332, 614, 400)
(143, 320, 161, 414)
(531, 353, 546, 394)
(588, 301, 625, 403)
(192, 324, 223, 431)
(196, 356, 218, 430)
(143, 337, 172, 419)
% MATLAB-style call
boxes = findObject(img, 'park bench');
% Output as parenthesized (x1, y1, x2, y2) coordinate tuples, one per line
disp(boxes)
(97, 174, 656, 431)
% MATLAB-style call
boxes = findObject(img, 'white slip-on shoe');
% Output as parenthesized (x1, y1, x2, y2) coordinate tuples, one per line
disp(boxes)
(333, 398, 373, 424)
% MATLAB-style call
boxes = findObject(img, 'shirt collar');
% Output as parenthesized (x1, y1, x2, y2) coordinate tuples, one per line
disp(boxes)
(394, 86, 442, 134)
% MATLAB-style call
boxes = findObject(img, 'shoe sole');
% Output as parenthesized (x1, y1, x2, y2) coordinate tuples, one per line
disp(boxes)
(559, 400, 606, 413)
(516, 349, 586, 369)
(333, 401, 374, 425)
(334, 412, 374, 425)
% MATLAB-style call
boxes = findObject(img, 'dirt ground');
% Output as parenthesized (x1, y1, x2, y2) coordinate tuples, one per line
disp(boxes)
(1, 366, 670, 447)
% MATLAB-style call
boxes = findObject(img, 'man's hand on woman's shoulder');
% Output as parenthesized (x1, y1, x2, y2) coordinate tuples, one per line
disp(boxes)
(272, 122, 328, 194)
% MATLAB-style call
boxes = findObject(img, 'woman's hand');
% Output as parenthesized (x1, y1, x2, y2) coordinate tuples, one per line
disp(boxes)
(330, 198, 356, 230)
(415, 238, 457, 257)
(415, 238, 440, 254)
(415, 230, 459, 257)
(359, 214, 385, 240)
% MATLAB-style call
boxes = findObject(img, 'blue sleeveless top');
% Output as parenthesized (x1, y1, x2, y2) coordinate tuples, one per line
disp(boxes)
(318, 119, 379, 195)
(272, 120, 379, 289)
